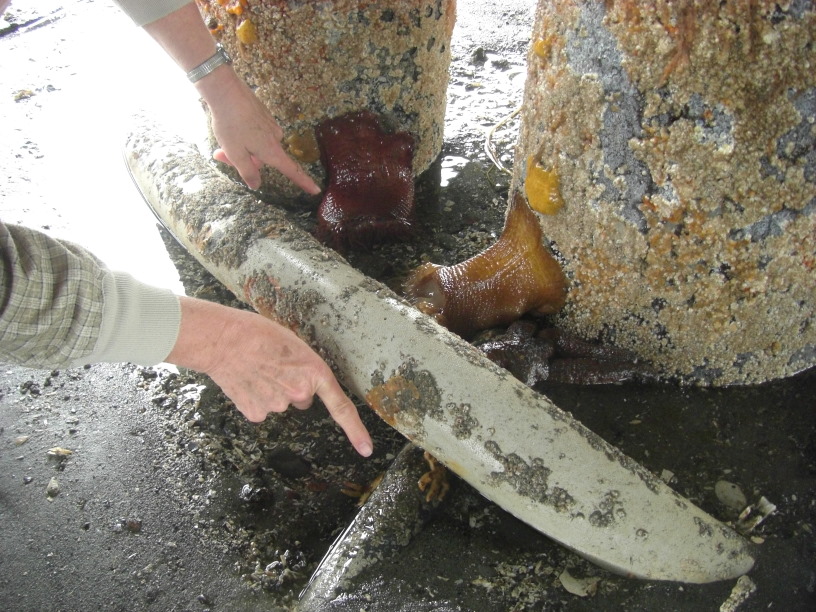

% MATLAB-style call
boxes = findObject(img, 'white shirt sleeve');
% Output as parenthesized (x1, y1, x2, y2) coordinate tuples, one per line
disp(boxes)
(84, 270, 181, 367)
(112, 0, 192, 27)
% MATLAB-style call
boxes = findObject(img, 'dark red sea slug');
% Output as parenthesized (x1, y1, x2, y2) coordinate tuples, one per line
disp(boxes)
(315, 110, 416, 250)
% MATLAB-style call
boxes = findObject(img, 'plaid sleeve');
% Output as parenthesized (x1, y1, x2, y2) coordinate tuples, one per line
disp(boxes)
(0, 222, 107, 368)
(0, 222, 181, 369)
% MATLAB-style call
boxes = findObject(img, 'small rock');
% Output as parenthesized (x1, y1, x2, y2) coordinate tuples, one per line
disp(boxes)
(144, 587, 161, 603)
(239, 483, 273, 504)
(23, 476, 33, 485)
(46, 477, 60, 498)
(470, 47, 487, 65)
(19, 380, 40, 396)
(113, 517, 143, 533)
(715, 480, 747, 511)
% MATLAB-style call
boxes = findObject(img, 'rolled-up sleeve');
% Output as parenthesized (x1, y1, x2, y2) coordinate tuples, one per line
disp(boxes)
(112, 0, 192, 27)
(0, 222, 180, 369)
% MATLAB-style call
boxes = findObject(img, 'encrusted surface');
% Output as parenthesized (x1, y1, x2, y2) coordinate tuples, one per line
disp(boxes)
(512, 0, 816, 385)
(196, 0, 455, 195)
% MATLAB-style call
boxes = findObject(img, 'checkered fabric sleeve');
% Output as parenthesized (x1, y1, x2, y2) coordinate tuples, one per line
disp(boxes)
(0, 222, 180, 369)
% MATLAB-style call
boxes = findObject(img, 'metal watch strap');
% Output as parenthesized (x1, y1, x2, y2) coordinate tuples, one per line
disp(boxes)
(186, 44, 232, 83)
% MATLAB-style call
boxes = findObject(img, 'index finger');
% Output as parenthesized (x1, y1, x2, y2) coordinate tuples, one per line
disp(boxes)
(316, 378, 373, 457)
(264, 148, 322, 195)
(213, 148, 263, 191)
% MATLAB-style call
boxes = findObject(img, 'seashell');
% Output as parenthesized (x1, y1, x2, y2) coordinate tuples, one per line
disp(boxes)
(315, 110, 415, 251)
(405, 192, 567, 338)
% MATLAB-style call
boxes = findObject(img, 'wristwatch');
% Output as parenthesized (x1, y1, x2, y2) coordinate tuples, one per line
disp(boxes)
(186, 44, 233, 83)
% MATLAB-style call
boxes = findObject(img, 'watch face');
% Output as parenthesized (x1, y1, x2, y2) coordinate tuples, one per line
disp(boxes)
(217, 45, 232, 64)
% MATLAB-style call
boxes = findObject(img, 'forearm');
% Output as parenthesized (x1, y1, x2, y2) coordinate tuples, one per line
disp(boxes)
(164, 295, 230, 373)
(141, 3, 220, 73)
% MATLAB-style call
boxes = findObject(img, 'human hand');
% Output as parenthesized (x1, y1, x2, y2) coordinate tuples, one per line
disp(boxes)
(141, 3, 320, 195)
(167, 296, 372, 457)
(199, 72, 321, 194)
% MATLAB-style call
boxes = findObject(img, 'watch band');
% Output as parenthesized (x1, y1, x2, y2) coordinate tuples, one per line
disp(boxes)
(186, 44, 232, 83)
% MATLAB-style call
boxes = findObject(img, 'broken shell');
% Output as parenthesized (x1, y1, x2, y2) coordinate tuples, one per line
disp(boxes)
(404, 192, 567, 338)
(559, 568, 600, 597)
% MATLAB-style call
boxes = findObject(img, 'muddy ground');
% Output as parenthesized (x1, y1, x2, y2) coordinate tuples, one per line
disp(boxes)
(1, 1, 815, 611)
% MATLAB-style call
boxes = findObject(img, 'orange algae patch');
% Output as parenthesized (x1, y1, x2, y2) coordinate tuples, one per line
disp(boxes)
(365, 375, 420, 428)
(532, 35, 556, 59)
(285, 130, 320, 163)
(525, 156, 564, 215)
(236, 18, 257, 44)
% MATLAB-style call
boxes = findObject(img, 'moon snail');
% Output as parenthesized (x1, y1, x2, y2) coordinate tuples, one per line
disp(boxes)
(315, 110, 416, 251)
(404, 192, 568, 339)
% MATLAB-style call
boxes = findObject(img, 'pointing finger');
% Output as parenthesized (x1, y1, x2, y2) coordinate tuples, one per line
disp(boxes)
(316, 378, 373, 457)
(212, 148, 263, 190)
(265, 150, 321, 195)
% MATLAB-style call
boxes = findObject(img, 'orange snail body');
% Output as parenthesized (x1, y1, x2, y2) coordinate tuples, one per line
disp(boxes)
(405, 193, 567, 339)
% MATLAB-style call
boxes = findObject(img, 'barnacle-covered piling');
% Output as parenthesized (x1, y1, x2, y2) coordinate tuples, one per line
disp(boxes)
(195, 0, 456, 195)
(513, 0, 816, 385)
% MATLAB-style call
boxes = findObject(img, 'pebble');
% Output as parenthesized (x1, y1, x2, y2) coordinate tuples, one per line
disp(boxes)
(660, 469, 675, 484)
(715, 480, 747, 510)
(46, 477, 60, 498)
(112, 517, 143, 533)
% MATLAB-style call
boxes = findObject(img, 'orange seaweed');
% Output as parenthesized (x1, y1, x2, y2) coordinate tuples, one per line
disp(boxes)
(236, 18, 257, 44)
(525, 156, 564, 215)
